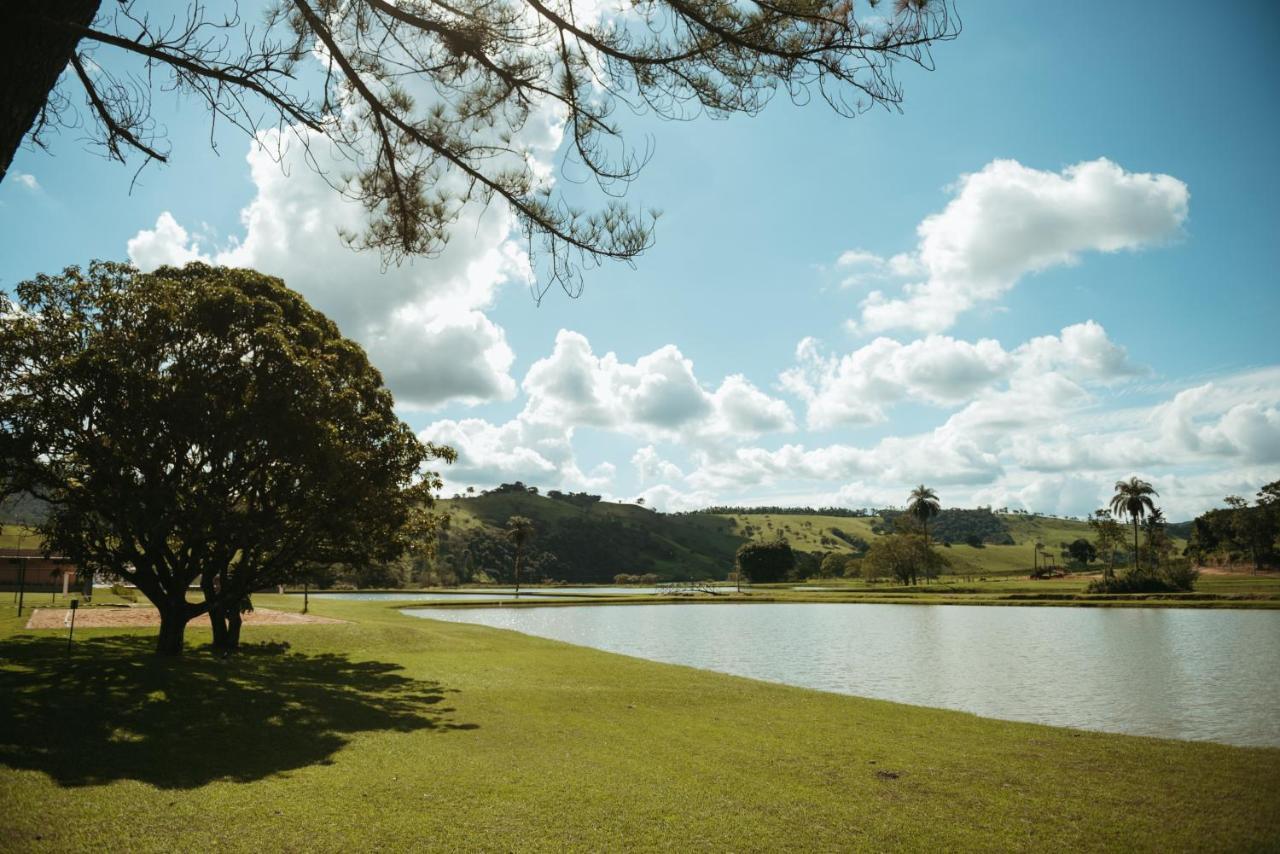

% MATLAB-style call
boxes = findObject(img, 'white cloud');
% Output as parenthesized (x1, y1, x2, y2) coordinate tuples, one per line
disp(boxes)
(12, 173, 41, 192)
(1014, 320, 1143, 383)
(783, 334, 1013, 428)
(783, 320, 1138, 430)
(845, 158, 1188, 333)
(522, 330, 794, 440)
(633, 446, 684, 483)
(1154, 381, 1280, 464)
(421, 328, 792, 492)
(126, 128, 542, 409)
(127, 212, 206, 269)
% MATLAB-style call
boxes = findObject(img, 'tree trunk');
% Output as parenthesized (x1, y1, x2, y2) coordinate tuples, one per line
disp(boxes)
(1, 1, 103, 181)
(226, 610, 243, 650)
(208, 604, 230, 651)
(1133, 521, 1140, 573)
(155, 605, 188, 656)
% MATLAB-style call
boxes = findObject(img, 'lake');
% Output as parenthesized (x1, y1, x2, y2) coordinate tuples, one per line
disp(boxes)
(404, 602, 1280, 747)
(307, 586, 651, 601)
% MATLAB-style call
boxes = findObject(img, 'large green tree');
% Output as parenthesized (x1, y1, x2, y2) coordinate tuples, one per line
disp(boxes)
(3, 1, 956, 288)
(863, 532, 944, 586)
(0, 261, 452, 655)
(1109, 477, 1159, 574)
(735, 539, 795, 584)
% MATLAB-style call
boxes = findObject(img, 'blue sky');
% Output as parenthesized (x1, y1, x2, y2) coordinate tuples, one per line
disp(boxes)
(2, 0, 1278, 518)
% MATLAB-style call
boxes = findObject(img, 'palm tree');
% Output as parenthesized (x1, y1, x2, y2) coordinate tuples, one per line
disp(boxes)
(505, 516, 536, 597)
(907, 485, 942, 547)
(1109, 477, 1159, 573)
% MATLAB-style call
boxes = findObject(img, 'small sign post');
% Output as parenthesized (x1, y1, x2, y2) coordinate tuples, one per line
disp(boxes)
(66, 598, 78, 653)
(15, 557, 27, 617)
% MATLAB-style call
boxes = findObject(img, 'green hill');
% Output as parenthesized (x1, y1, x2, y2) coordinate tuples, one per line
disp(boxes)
(435, 490, 742, 582)
(432, 491, 1172, 583)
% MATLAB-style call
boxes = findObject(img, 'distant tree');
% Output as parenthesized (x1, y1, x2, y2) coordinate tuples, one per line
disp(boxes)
(1088, 509, 1126, 579)
(1066, 538, 1097, 568)
(907, 485, 942, 547)
(736, 539, 795, 584)
(820, 552, 849, 579)
(1142, 507, 1173, 570)
(505, 516, 536, 596)
(863, 533, 945, 586)
(1109, 477, 1159, 573)
(0, 262, 450, 655)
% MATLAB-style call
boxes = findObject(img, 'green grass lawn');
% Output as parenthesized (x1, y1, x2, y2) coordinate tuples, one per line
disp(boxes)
(0, 524, 38, 550)
(1, 595, 1277, 852)
(775, 574, 1280, 607)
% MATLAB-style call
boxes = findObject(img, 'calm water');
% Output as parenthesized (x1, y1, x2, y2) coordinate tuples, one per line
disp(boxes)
(405, 602, 1280, 747)
(308, 586, 649, 601)
(308, 591, 559, 601)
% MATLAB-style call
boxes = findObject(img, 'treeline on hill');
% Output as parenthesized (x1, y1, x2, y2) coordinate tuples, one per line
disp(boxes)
(425, 487, 741, 585)
(1186, 481, 1280, 571)
(692, 505, 873, 518)
(0, 492, 50, 527)
(877, 507, 1014, 546)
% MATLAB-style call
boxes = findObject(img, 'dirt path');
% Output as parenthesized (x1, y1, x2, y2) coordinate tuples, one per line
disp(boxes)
(24, 606, 344, 630)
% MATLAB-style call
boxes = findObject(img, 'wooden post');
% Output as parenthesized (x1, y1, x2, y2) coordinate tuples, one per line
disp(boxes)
(16, 558, 27, 617)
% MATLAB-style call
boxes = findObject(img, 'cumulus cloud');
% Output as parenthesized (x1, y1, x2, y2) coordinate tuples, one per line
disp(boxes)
(783, 320, 1138, 430)
(126, 117, 556, 408)
(633, 446, 684, 483)
(842, 159, 1188, 333)
(1154, 381, 1280, 464)
(522, 330, 794, 439)
(419, 328, 792, 492)
(11, 173, 41, 192)
(783, 334, 1013, 428)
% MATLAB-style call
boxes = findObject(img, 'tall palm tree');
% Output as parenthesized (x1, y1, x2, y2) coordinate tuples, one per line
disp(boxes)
(1109, 477, 1159, 573)
(907, 485, 942, 547)
(505, 516, 536, 597)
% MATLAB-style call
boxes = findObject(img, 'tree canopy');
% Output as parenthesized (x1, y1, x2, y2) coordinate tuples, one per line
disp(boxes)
(5, 0, 958, 293)
(0, 261, 452, 654)
(863, 532, 943, 585)
(735, 538, 795, 584)
(1109, 477, 1159, 571)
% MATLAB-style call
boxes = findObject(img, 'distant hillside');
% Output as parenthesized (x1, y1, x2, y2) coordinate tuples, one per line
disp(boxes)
(435, 490, 742, 582)
(0, 493, 49, 527)
(431, 489, 1181, 583)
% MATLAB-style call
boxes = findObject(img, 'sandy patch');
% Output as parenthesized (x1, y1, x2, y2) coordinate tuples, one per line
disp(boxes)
(24, 606, 344, 630)
(1194, 565, 1280, 577)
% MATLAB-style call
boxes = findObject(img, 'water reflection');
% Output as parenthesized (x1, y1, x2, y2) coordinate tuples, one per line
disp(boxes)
(405, 602, 1280, 747)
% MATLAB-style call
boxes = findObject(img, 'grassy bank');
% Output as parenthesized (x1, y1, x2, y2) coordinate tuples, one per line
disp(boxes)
(299, 574, 1280, 610)
(1, 596, 1278, 852)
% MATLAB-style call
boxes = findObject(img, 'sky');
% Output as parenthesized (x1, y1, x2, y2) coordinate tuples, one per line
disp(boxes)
(2, 1, 1278, 520)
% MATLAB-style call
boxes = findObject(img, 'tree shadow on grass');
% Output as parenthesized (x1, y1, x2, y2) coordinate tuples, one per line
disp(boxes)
(0, 635, 476, 789)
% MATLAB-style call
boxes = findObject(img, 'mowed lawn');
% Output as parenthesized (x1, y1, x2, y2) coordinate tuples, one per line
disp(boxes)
(1, 596, 1278, 852)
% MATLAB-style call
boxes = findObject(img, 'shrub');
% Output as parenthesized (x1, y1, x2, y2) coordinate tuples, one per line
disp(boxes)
(736, 539, 795, 583)
(1086, 562, 1199, 594)
(1161, 560, 1201, 592)
(110, 582, 137, 602)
